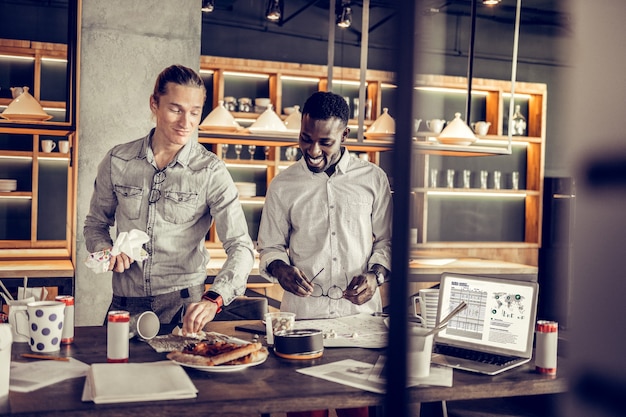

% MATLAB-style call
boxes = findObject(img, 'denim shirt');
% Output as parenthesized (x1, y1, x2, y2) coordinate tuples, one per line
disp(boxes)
(84, 131, 254, 305)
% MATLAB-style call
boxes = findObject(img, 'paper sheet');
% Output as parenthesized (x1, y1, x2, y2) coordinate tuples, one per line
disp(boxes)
(81, 361, 197, 404)
(294, 313, 388, 348)
(296, 357, 453, 395)
(10, 358, 90, 393)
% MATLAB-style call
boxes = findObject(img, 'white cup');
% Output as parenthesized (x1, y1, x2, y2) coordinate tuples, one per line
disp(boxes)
(413, 288, 439, 329)
(493, 170, 502, 190)
(41, 140, 56, 153)
(264, 312, 295, 346)
(0, 324, 11, 398)
(128, 311, 160, 340)
(462, 169, 471, 189)
(409, 228, 418, 244)
(426, 119, 445, 134)
(7, 299, 33, 343)
(58, 140, 70, 153)
(16, 301, 65, 353)
(409, 324, 434, 378)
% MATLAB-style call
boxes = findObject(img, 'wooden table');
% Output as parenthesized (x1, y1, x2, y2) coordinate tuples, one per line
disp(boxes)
(1, 321, 567, 416)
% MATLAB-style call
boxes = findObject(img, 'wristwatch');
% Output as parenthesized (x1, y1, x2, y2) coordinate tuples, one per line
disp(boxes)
(373, 270, 385, 286)
(201, 290, 223, 313)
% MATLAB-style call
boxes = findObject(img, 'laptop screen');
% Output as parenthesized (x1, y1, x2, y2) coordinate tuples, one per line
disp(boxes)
(436, 273, 539, 357)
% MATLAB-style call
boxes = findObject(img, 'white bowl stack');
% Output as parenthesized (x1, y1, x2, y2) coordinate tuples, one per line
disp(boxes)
(0, 179, 17, 192)
(234, 182, 256, 198)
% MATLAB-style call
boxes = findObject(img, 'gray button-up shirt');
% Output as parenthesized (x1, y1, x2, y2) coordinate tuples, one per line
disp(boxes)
(257, 148, 392, 319)
(84, 131, 254, 305)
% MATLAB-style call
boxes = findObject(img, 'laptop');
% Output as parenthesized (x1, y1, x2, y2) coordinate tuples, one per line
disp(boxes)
(431, 273, 539, 375)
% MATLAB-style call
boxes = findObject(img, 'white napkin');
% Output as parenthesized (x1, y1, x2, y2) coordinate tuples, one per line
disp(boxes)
(84, 229, 150, 274)
(81, 361, 197, 404)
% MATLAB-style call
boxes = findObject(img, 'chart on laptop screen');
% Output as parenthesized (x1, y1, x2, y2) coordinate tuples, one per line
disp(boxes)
(439, 275, 536, 353)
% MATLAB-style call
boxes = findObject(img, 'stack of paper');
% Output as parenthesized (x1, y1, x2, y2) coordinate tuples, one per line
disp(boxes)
(82, 361, 197, 404)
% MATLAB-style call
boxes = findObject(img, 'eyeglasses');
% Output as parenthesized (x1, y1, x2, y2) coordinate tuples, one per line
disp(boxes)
(310, 269, 348, 300)
(148, 170, 166, 204)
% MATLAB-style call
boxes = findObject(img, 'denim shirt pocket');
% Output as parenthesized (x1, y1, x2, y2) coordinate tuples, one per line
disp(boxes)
(163, 191, 199, 224)
(114, 184, 143, 220)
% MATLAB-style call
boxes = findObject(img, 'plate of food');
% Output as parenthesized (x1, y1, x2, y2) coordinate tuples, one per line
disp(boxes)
(166, 331, 269, 372)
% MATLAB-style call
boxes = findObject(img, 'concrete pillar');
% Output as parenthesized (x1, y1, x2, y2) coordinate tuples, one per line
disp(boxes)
(76, 0, 201, 325)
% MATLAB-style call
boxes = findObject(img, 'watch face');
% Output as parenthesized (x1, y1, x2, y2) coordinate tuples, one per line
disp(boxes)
(376, 272, 384, 285)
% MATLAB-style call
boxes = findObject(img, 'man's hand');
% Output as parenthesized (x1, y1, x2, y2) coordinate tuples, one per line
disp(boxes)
(182, 300, 219, 335)
(269, 260, 314, 297)
(107, 248, 134, 273)
(343, 272, 378, 305)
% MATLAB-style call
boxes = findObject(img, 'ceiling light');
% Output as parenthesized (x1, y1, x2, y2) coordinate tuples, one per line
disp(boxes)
(482, 0, 501, 5)
(201, 0, 215, 12)
(266, 0, 282, 22)
(337, 2, 352, 28)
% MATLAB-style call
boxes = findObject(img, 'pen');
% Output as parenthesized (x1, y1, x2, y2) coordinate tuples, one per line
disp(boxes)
(21, 353, 70, 362)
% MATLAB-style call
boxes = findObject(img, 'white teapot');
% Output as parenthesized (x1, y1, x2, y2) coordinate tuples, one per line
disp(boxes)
(426, 119, 445, 134)
(472, 121, 491, 136)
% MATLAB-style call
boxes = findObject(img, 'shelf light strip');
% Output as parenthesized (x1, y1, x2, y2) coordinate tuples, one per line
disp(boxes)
(427, 190, 527, 198)
(0, 54, 34, 61)
(280, 75, 320, 83)
(332, 79, 368, 86)
(199, 69, 215, 75)
(0, 195, 32, 200)
(415, 86, 489, 96)
(0, 155, 31, 161)
(224, 163, 268, 169)
(223, 71, 270, 79)
(241, 199, 266, 206)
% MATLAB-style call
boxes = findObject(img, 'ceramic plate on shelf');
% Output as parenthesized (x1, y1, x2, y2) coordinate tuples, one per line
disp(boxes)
(436, 137, 477, 146)
(363, 132, 394, 141)
(0, 113, 53, 121)
(248, 128, 298, 138)
(198, 125, 241, 132)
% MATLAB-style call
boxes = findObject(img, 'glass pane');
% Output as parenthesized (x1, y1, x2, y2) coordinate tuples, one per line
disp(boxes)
(0, 157, 31, 191)
(0, 133, 33, 152)
(280, 77, 319, 111)
(427, 197, 525, 242)
(415, 90, 487, 127)
(228, 166, 267, 197)
(200, 71, 214, 121)
(223, 73, 270, 113)
(242, 205, 263, 242)
(37, 159, 68, 240)
(40, 59, 68, 102)
(0, 57, 35, 100)
(0, 199, 31, 240)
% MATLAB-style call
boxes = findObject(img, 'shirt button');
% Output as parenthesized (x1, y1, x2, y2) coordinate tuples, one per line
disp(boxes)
(333, 258, 337, 262)
(331, 232, 336, 236)
(330, 205, 334, 209)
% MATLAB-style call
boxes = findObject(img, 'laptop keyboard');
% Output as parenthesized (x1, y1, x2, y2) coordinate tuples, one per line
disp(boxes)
(434, 344, 519, 366)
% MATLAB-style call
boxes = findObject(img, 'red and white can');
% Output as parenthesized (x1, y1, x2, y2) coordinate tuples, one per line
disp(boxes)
(55, 295, 74, 344)
(535, 320, 558, 375)
(107, 311, 130, 363)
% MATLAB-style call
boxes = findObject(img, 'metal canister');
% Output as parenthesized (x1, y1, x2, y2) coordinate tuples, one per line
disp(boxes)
(535, 320, 558, 375)
(55, 295, 74, 344)
(107, 311, 130, 363)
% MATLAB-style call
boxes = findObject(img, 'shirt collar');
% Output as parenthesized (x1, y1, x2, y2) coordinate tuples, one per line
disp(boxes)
(142, 128, 194, 169)
(297, 146, 351, 177)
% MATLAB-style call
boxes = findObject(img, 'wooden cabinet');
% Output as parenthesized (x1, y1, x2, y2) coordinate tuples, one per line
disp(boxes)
(0, 39, 77, 259)
(0, 36, 78, 287)
(198, 56, 395, 246)
(196, 59, 546, 268)
(410, 75, 546, 266)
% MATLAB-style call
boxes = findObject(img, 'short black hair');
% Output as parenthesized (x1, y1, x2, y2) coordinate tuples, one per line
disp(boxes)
(302, 91, 350, 126)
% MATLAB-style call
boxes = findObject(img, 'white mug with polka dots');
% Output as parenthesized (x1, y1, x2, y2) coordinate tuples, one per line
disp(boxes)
(16, 301, 66, 353)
